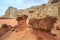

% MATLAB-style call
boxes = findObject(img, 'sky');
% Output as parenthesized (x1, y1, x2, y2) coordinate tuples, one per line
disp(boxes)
(0, 0, 48, 16)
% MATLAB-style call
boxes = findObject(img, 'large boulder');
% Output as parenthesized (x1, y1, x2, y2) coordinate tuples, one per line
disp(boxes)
(28, 15, 57, 40)
(28, 15, 57, 30)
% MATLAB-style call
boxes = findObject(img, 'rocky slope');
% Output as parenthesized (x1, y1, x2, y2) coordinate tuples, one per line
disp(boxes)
(48, 0, 60, 4)
(3, 6, 24, 18)
(2, 4, 46, 18)
(2, 0, 60, 19)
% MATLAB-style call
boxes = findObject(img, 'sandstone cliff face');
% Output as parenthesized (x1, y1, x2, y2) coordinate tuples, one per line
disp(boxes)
(3, 6, 24, 18)
(41, 0, 60, 19)
(48, 0, 60, 4)
(3, 4, 46, 18)
(2, 0, 60, 19)
(3, 6, 17, 18)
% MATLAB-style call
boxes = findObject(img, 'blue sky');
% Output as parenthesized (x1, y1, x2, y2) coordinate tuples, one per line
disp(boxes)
(0, 0, 48, 16)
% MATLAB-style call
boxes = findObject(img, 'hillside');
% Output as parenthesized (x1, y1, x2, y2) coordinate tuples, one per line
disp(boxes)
(2, 4, 46, 18)
(2, 0, 60, 19)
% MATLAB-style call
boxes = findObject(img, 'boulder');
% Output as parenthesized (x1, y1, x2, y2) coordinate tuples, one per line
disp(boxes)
(28, 15, 57, 30)
(0, 24, 12, 36)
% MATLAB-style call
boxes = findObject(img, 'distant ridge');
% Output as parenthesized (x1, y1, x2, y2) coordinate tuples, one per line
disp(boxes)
(1, 0, 60, 19)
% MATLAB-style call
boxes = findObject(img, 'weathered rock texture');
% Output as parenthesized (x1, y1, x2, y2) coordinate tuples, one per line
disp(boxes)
(28, 16, 57, 30)
(3, 6, 24, 18)
(0, 15, 57, 40)
(40, 1, 60, 22)
(2, 4, 46, 18)
(0, 24, 12, 36)
(0, 0, 60, 40)
(1, 0, 60, 19)
(48, 0, 60, 4)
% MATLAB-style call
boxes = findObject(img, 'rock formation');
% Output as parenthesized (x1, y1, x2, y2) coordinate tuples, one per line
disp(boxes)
(1, 0, 60, 19)
(2, 4, 46, 18)
(27, 15, 57, 40)
(0, 0, 60, 40)
(28, 15, 57, 30)
(41, 0, 60, 20)
(48, 0, 60, 4)
(0, 24, 12, 36)
(3, 6, 24, 18)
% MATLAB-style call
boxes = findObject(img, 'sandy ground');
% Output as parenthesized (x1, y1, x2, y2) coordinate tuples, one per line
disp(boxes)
(0, 19, 18, 27)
